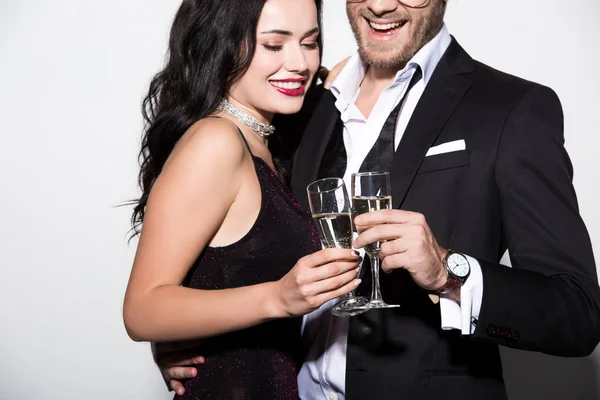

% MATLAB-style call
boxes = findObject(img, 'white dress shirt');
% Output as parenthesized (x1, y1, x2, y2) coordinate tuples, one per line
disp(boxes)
(298, 26, 484, 400)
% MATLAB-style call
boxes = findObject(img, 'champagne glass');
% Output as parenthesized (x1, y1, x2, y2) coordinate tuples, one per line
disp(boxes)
(351, 171, 399, 309)
(307, 178, 369, 317)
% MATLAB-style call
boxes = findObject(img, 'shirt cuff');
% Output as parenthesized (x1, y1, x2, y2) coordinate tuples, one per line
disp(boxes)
(439, 255, 484, 335)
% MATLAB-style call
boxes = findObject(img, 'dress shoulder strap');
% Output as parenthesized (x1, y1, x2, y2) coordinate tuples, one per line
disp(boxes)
(205, 116, 253, 155)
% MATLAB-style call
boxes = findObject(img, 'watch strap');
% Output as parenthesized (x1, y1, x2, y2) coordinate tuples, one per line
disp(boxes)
(437, 275, 462, 294)
(436, 250, 466, 294)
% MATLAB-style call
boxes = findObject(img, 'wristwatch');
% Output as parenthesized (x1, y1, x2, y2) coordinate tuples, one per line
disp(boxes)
(437, 250, 470, 294)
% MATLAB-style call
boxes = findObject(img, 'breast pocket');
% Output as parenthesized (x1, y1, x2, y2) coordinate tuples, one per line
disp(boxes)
(418, 149, 471, 174)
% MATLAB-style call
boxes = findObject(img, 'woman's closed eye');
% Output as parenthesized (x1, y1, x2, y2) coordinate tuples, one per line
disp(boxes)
(301, 42, 319, 50)
(263, 44, 283, 52)
(263, 43, 318, 52)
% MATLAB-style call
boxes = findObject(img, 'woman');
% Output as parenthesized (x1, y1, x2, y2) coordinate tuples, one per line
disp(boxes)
(122, 0, 361, 398)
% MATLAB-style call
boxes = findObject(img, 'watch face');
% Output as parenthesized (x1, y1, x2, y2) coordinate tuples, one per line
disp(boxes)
(447, 253, 470, 278)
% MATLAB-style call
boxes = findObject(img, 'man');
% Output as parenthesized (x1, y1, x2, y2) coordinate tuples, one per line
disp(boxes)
(159, 0, 600, 398)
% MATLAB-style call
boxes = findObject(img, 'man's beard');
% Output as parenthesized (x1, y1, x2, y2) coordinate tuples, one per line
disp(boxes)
(347, 0, 446, 69)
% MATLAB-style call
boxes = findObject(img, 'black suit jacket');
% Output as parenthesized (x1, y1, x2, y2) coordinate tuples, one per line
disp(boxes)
(282, 39, 600, 399)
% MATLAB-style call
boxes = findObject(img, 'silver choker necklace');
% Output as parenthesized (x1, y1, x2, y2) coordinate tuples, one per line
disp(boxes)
(216, 98, 275, 138)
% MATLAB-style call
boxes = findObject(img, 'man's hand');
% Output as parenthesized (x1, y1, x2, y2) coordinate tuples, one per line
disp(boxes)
(318, 57, 351, 90)
(152, 341, 205, 396)
(353, 209, 448, 291)
(162, 355, 204, 396)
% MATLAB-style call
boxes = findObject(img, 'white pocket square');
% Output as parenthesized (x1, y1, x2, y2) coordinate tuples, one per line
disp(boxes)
(426, 139, 466, 157)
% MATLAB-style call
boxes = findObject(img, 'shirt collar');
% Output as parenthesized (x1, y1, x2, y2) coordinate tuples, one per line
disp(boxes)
(330, 24, 452, 110)
(329, 52, 365, 113)
(411, 24, 451, 84)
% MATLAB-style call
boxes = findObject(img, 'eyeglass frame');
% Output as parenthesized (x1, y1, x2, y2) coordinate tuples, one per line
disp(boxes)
(347, 0, 430, 9)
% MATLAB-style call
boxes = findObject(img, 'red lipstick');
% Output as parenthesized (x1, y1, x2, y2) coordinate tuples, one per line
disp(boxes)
(269, 78, 307, 97)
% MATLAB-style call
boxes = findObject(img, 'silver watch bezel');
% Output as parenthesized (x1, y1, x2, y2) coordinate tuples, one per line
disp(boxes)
(445, 251, 471, 282)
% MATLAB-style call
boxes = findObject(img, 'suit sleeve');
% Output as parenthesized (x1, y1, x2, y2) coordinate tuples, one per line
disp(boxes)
(471, 85, 600, 357)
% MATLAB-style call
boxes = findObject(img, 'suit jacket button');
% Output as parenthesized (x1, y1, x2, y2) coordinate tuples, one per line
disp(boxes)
(486, 324, 497, 337)
(513, 330, 520, 341)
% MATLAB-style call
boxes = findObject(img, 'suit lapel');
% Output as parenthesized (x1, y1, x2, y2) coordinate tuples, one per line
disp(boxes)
(291, 89, 339, 210)
(391, 39, 474, 209)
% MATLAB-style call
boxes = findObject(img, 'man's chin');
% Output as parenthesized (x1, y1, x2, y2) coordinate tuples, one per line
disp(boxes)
(359, 46, 409, 69)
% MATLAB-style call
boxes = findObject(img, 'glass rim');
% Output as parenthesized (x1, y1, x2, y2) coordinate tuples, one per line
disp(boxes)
(351, 171, 390, 177)
(306, 177, 346, 194)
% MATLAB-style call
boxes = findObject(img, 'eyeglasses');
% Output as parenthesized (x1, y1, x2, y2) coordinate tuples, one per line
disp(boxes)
(348, 0, 430, 8)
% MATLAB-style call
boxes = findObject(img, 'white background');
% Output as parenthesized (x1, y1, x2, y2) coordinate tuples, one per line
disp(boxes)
(1, 1, 599, 399)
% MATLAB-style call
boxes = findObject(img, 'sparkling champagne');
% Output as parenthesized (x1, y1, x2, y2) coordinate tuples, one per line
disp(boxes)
(312, 213, 353, 249)
(352, 196, 392, 255)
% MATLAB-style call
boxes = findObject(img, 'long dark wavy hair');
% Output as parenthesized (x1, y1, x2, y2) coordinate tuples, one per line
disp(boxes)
(130, 0, 323, 236)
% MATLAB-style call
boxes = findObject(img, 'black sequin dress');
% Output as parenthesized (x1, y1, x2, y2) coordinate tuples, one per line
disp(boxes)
(175, 131, 321, 400)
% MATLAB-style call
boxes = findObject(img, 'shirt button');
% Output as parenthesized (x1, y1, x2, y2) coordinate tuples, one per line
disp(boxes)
(329, 393, 337, 400)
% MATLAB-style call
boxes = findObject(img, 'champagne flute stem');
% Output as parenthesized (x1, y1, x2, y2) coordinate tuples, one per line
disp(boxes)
(369, 253, 383, 303)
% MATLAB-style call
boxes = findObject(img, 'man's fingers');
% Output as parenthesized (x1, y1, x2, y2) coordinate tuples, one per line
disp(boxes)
(354, 209, 424, 226)
(381, 252, 409, 274)
(164, 366, 198, 381)
(165, 358, 205, 395)
(353, 224, 410, 249)
(323, 56, 351, 89)
(170, 355, 205, 367)
(379, 237, 410, 258)
(170, 380, 186, 396)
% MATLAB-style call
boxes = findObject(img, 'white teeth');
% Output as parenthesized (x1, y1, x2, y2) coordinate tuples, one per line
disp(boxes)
(369, 21, 401, 31)
(270, 81, 302, 89)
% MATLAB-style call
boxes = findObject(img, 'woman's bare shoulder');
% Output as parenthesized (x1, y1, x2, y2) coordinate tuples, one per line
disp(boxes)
(166, 117, 249, 172)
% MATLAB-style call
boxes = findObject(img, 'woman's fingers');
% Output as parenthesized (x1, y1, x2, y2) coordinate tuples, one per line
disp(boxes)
(308, 268, 361, 297)
(314, 277, 362, 305)
(308, 259, 361, 283)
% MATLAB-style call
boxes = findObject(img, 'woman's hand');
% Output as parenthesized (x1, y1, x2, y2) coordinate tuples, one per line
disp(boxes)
(268, 248, 362, 317)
